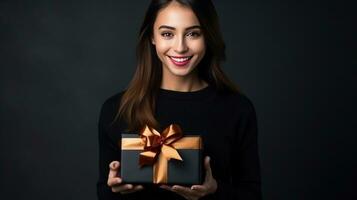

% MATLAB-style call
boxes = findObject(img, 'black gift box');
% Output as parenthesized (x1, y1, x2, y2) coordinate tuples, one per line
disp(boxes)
(120, 133, 203, 185)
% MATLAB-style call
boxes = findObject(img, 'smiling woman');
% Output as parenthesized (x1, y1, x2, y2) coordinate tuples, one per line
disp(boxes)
(97, 0, 262, 200)
(152, 2, 206, 81)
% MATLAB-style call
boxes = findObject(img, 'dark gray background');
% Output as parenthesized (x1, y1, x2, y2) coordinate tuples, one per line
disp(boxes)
(0, 0, 355, 200)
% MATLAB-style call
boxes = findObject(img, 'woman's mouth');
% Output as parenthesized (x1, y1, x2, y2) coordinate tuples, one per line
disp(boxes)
(168, 56, 193, 67)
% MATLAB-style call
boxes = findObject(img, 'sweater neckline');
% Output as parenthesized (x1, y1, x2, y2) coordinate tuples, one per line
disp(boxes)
(158, 84, 214, 100)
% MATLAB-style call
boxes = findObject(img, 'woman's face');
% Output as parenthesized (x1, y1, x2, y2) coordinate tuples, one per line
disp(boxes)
(152, 1, 206, 79)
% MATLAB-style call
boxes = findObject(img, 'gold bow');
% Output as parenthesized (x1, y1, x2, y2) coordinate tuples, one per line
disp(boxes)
(139, 124, 183, 166)
(121, 124, 202, 184)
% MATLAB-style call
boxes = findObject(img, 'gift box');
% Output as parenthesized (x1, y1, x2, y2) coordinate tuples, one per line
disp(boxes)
(120, 124, 203, 185)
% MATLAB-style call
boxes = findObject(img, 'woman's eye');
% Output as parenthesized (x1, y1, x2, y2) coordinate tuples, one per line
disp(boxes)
(161, 32, 173, 38)
(187, 31, 201, 38)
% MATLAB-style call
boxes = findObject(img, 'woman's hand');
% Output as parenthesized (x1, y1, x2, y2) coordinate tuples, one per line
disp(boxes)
(107, 161, 144, 194)
(160, 156, 217, 200)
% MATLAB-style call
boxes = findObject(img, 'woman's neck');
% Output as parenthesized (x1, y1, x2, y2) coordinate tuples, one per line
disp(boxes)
(160, 74, 208, 92)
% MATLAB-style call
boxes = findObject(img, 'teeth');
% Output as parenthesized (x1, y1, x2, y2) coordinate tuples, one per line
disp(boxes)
(170, 56, 190, 62)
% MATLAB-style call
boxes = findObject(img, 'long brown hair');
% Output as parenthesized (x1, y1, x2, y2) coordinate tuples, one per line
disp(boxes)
(115, 0, 240, 132)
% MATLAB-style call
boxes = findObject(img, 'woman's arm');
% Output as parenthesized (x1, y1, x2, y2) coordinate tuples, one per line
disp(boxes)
(160, 95, 262, 200)
(204, 96, 262, 200)
(97, 99, 124, 199)
(97, 95, 144, 199)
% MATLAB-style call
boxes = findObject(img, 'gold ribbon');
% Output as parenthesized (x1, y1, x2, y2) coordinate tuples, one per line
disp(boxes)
(121, 124, 202, 184)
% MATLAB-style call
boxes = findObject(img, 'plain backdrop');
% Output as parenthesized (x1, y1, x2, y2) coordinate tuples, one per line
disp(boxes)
(0, 0, 355, 200)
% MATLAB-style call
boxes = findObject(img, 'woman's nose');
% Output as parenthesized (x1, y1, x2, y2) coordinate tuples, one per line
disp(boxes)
(174, 37, 188, 53)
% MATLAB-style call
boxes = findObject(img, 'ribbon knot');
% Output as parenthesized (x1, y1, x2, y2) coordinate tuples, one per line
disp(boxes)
(139, 124, 184, 167)
(158, 137, 165, 145)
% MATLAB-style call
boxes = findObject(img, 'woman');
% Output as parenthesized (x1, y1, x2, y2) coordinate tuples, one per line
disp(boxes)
(97, 0, 262, 199)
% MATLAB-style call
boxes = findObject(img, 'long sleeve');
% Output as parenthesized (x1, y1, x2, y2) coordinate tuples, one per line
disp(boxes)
(97, 94, 137, 200)
(202, 95, 262, 200)
(97, 98, 122, 199)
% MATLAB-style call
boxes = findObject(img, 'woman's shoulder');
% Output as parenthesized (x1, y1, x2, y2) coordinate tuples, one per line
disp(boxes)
(234, 91, 255, 112)
(233, 91, 257, 120)
(101, 90, 126, 110)
(99, 90, 126, 124)
(98, 90, 128, 143)
(215, 89, 256, 117)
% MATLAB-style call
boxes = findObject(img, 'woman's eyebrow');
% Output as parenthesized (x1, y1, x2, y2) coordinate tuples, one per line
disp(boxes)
(158, 25, 202, 30)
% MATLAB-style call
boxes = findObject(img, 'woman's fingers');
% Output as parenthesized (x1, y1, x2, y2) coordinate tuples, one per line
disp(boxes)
(161, 185, 202, 199)
(107, 161, 121, 187)
(172, 185, 201, 199)
(204, 156, 212, 178)
(202, 156, 218, 194)
(160, 185, 192, 199)
(172, 185, 195, 195)
(108, 161, 120, 178)
(191, 185, 207, 193)
(158, 157, 217, 199)
(107, 161, 144, 194)
(122, 185, 144, 194)
(134, 185, 144, 190)
(111, 184, 133, 193)
(107, 177, 122, 187)
(112, 184, 144, 194)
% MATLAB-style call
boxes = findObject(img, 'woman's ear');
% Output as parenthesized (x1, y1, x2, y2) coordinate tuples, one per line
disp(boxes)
(151, 37, 156, 45)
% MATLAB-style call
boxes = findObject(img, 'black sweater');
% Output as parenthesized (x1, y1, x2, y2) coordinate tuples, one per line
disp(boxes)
(97, 85, 262, 199)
